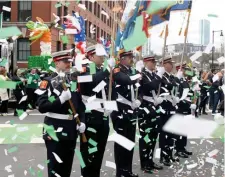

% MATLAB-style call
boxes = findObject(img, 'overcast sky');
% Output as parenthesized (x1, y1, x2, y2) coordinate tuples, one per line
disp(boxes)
(149, 0, 225, 54)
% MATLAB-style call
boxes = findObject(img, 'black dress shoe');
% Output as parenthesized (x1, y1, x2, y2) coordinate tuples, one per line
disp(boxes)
(175, 151, 189, 158)
(183, 149, 193, 156)
(160, 159, 171, 166)
(150, 163, 163, 170)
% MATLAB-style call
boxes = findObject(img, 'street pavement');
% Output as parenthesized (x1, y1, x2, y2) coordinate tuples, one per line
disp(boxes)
(0, 109, 224, 177)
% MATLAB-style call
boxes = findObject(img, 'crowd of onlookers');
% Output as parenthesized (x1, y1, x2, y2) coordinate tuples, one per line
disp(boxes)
(0, 66, 49, 116)
(0, 66, 224, 117)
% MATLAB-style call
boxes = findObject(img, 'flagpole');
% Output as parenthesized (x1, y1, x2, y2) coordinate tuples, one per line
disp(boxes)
(108, 7, 117, 101)
(0, 12, 3, 29)
(180, 8, 192, 68)
(157, 24, 168, 96)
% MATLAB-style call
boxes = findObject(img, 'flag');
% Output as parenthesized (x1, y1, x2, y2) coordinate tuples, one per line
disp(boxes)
(149, 0, 192, 27)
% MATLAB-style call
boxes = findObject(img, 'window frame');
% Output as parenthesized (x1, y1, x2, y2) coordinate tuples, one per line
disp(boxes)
(17, 38, 31, 61)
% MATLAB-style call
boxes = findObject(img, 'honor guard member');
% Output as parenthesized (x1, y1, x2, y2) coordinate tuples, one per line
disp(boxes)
(37, 50, 86, 177)
(138, 55, 163, 173)
(111, 50, 141, 177)
(174, 63, 193, 158)
(80, 44, 115, 177)
(158, 56, 180, 166)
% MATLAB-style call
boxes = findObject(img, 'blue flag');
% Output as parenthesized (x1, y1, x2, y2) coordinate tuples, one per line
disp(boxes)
(171, 0, 192, 11)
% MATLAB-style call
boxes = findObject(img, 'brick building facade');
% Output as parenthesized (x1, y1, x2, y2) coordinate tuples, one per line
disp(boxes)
(0, 0, 125, 68)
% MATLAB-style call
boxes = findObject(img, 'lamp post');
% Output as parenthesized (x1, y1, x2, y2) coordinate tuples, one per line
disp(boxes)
(212, 30, 223, 69)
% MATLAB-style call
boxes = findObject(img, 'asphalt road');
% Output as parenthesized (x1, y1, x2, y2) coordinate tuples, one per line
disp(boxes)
(0, 109, 224, 177)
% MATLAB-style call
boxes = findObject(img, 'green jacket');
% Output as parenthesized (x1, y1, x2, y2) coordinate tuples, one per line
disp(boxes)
(26, 73, 40, 89)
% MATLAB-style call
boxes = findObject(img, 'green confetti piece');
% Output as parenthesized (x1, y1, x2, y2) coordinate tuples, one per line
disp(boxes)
(103, 117, 108, 120)
(143, 135, 150, 143)
(37, 170, 43, 177)
(43, 124, 59, 142)
(88, 147, 98, 154)
(28, 76, 33, 84)
(0, 58, 7, 67)
(103, 59, 108, 71)
(208, 14, 218, 18)
(10, 120, 14, 125)
(87, 127, 97, 133)
(29, 167, 36, 176)
(75, 149, 86, 168)
(8, 146, 18, 153)
(151, 118, 156, 122)
(61, 35, 69, 44)
(62, 133, 67, 136)
(48, 96, 56, 103)
(28, 104, 32, 109)
(156, 109, 161, 114)
(145, 128, 152, 133)
(68, 109, 73, 115)
(16, 109, 24, 117)
(55, 2, 62, 8)
(45, 160, 50, 164)
(65, 2, 70, 7)
(185, 70, 194, 76)
(0, 26, 22, 39)
(89, 62, 96, 74)
(0, 81, 17, 89)
(88, 138, 98, 147)
(203, 86, 211, 89)
(71, 82, 77, 92)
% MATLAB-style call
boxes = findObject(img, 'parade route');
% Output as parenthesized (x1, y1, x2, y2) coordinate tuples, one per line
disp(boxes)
(0, 109, 224, 177)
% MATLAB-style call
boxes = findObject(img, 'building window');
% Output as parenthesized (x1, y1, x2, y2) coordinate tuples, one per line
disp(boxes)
(57, 41, 61, 51)
(64, 6, 68, 16)
(0, 1, 11, 21)
(101, 29, 103, 37)
(88, 21, 91, 38)
(94, 2, 97, 16)
(97, 4, 100, 18)
(18, 0, 32, 22)
(85, 20, 88, 37)
(97, 26, 100, 39)
(63, 44, 67, 50)
(89, 2, 92, 12)
(85, 1, 88, 10)
(17, 39, 31, 61)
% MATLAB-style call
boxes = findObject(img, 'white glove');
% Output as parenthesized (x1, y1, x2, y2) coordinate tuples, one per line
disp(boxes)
(176, 69, 183, 79)
(157, 67, 165, 78)
(190, 104, 197, 110)
(76, 122, 86, 133)
(131, 99, 141, 110)
(154, 97, 164, 106)
(172, 96, 180, 106)
(59, 89, 72, 104)
(107, 58, 116, 68)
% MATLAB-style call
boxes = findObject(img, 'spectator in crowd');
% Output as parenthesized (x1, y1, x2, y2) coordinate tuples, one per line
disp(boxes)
(12, 69, 27, 116)
(26, 68, 41, 109)
(0, 66, 10, 116)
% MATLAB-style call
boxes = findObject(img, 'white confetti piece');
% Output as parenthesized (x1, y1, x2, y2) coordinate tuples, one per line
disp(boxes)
(190, 51, 202, 62)
(154, 148, 161, 159)
(3, 6, 11, 12)
(187, 163, 198, 170)
(5, 165, 12, 172)
(49, 66, 57, 73)
(37, 164, 44, 170)
(19, 95, 28, 104)
(11, 135, 17, 141)
(206, 140, 213, 144)
(56, 127, 63, 133)
(108, 132, 135, 151)
(105, 161, 116, 169)
(53, 89, 60, 96)
(19, 112, 28, 121)
(103, 101, 118, 111)
(8, 175, 14, 177)
(52, 152, 63, 163)
(93, 81, 107, 93)
(190, 141, 197, 144)
(4, 149, 8, 155)
(77, 75, 93, 83)
(35, 89, 46, 95)
(130, 74, 142, 81)
(87, 95, 97, 103)
(24, 170, 27, 175)
(13, 157, 17, 162)
(206, 157, 217, 165)
(208, 149, 219, 157)
(101, 10, 109, 19)
(204, 43, 213, 54)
